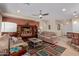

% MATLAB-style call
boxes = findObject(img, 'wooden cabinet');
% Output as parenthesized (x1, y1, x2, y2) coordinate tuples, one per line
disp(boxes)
(17, 24, 38, 41)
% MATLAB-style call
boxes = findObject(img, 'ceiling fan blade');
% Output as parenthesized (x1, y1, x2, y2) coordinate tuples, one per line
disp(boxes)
(32, 14, 39, 16)
(42, 13, 49, 16)
(24, 3, 30, 6)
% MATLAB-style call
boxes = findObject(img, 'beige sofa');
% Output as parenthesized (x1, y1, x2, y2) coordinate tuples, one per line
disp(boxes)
(0, 34, 28, 55)
(39, 31, 58, 44)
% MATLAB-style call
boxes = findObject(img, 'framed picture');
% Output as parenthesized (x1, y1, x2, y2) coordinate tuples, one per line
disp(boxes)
(57, 24, 61, 30)
(48, 24, 51, 30)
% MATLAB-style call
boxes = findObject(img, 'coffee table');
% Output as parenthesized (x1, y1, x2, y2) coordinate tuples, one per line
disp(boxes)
(28, 38, 43, 48)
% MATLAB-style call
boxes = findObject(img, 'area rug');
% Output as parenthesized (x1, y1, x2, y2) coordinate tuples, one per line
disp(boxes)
(28, 42, 66, 56)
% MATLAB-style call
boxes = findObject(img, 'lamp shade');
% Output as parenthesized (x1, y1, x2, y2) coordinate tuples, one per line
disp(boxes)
(1, 22, 17, 32)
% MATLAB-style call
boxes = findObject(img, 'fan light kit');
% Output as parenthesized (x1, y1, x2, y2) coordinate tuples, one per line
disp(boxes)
(62, 8, 66, 12)
(17, 10, 20, 13)
(39, 15, 43, 18)
(73, 11, 78, 18)
(32, 10, 49, 19)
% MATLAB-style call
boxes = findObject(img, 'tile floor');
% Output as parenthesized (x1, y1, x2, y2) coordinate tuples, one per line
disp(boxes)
(56, 36, 79, 56)
(25, 36, 79, 56)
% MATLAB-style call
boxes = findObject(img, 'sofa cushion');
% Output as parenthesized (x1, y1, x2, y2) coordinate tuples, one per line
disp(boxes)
(40, 31, 56, 37)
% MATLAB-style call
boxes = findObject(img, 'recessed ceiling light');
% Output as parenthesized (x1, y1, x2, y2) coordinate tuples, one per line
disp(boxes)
(17, 10, 20, 13)
(73, 13, 76, 16)
(62, 8, 66, 12)
(73, 21, 77, 24)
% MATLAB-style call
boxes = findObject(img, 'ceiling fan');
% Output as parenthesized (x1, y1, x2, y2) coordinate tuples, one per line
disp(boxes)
(32, 10, 49, 19)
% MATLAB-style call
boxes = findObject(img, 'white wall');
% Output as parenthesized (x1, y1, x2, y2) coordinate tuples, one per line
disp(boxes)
(61, 18, 79, 35)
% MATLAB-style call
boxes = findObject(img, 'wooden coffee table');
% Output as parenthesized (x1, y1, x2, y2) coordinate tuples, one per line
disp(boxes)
(28, 38, 43, 48)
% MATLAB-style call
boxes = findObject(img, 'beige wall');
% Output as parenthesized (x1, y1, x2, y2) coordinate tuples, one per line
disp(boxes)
(39, 19, 56, 32)
(55, 20, 64, 36)
(37, 17, 79, 36)
(62, 20, 73, 35)
(39, 19, 74, 36)
(39, 19, 64, 36)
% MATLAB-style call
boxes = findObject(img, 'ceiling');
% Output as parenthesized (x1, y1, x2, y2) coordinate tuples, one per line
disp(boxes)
(0, 3, 79, 21)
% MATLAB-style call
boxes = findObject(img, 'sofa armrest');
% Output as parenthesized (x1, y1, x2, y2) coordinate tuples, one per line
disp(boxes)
(10, 42, 28, 48)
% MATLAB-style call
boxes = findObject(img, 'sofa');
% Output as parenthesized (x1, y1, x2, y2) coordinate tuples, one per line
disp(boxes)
(0, 34, 28, 56)
(39, 31, 58, 44)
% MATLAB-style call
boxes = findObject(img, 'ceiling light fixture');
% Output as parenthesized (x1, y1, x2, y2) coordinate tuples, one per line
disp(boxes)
(73, 21, 77, 24)
(62, 8, 66, 12)
(39, 15, 43, 19)
(17, 10, 20, 13)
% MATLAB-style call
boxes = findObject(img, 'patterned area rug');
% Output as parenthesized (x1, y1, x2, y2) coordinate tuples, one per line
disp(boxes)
(28, 42, 66, 56)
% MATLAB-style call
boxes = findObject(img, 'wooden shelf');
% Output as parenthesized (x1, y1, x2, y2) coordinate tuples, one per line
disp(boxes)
(17, 24, 38, 41)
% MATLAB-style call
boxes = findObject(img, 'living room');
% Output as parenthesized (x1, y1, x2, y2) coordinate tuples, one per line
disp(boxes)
(0, 3, 79, 56)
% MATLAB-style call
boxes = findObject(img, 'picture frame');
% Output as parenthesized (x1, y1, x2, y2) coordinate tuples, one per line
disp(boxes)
(57, 24, 61, 30)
